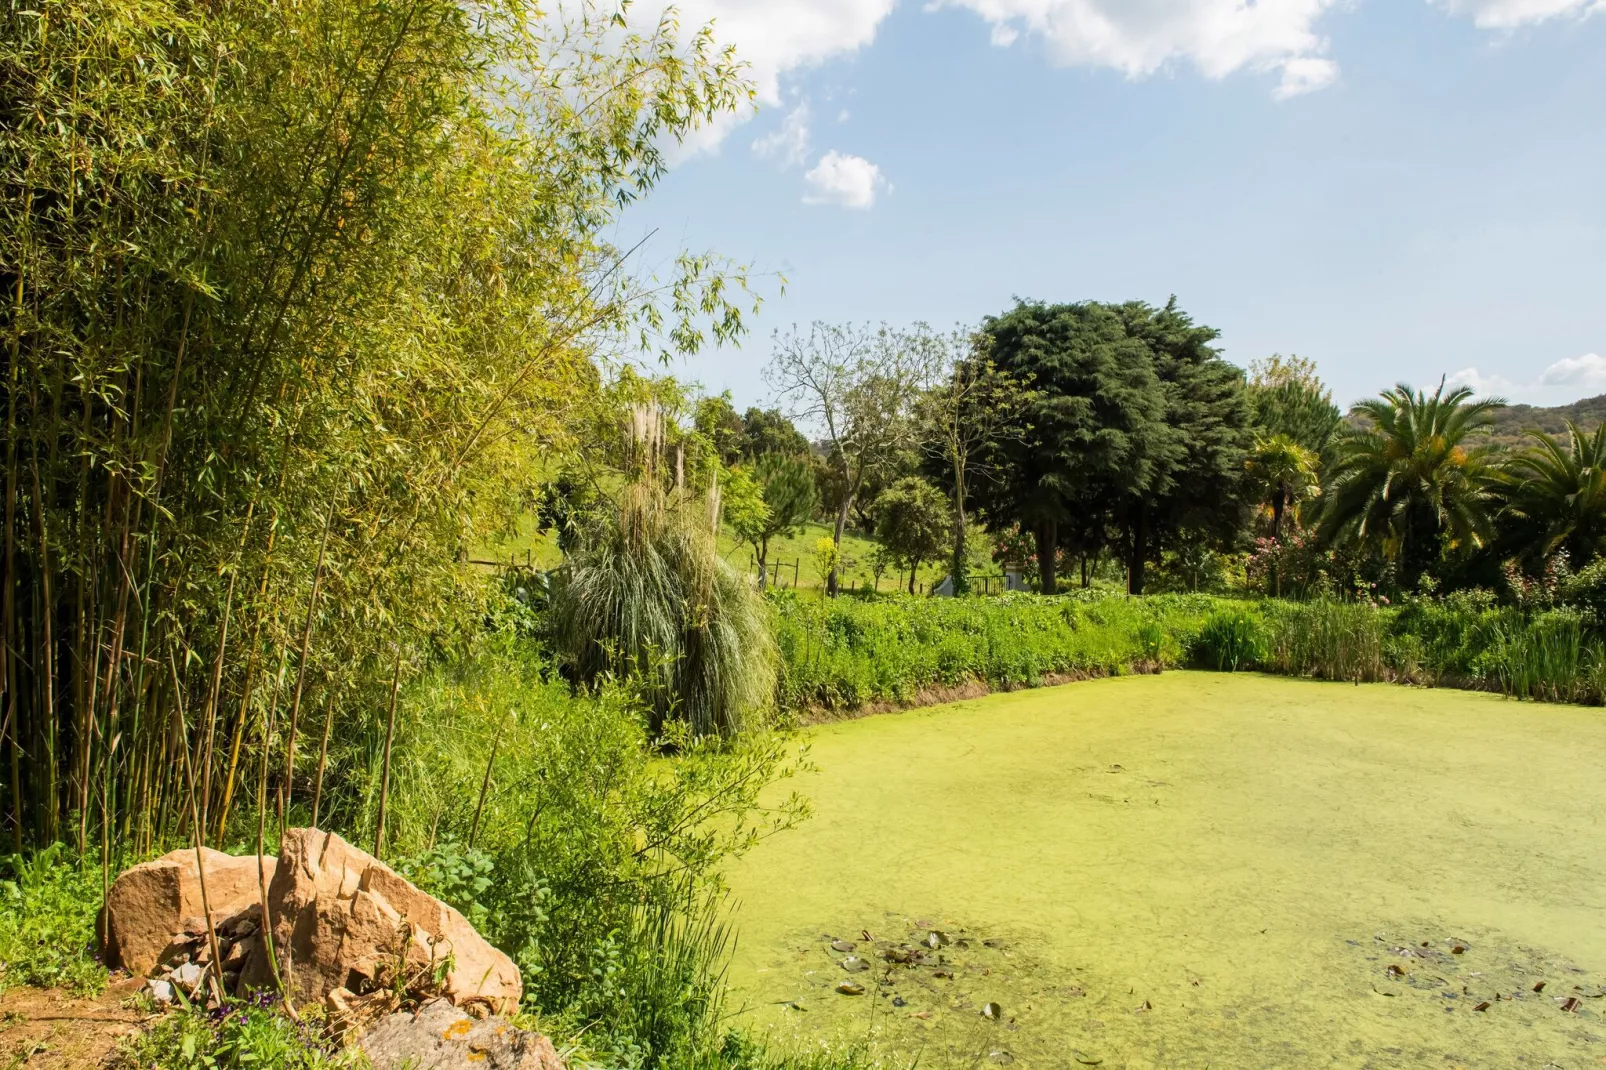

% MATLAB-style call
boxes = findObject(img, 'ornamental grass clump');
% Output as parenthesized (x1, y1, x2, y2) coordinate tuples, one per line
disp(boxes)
(550, 480, 776, 737)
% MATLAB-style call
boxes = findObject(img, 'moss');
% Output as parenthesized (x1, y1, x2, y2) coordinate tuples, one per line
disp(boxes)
(725, 673, 1606, 1067)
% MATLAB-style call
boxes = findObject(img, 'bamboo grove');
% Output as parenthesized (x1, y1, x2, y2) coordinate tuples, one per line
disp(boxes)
(0, 0, 755, 860)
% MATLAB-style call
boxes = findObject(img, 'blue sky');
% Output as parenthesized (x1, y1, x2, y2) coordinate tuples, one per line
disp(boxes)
(620, 0, 1606, 412)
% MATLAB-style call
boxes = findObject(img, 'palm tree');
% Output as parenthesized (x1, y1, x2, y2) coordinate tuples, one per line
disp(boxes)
(1245, 433, 1319, 539)
(1318, 381, 1505, 584)
(1503, 421, 1606, 569)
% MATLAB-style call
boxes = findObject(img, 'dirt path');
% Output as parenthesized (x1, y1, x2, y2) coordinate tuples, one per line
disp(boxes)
(0, 977, 147, 1068)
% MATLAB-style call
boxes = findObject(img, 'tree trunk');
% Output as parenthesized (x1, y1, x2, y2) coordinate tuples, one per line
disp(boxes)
(755, 537, 769, 591)
(1128, 503, 1147, 596)
(951, 470, 969, 596)
(830, 498, 851, 597)
(1034, 518, 1058, 595)
(907, 563, 917, 596)
(1271, 486, 1286, 540)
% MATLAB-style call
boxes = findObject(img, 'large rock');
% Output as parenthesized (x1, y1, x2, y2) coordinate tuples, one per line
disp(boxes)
(103, 847, 276, 975)
(247, 829, 521, 1015)
(359, 998, 562, 1070)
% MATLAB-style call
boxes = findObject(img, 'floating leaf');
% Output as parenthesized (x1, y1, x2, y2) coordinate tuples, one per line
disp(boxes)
(891, 996, 906, 1008)
(840, 956, 869, 972)
(926, 931, 950, 949)
(836, 982, 865, 996)
(1533, 981, 1546, 993)
(1451, 945, 1466, 955)
(1073, 1053, 1103, 1066)
(830, 940, 856, 952)
(908, 1010, 932, 1020)
(982, 1002, 1003, 1019)
(1387, 964, 1406, 979)
(988, 1051, 1015, 1065)
(1561, 997, 1582, 1012)
(1474, 1001, 1490, 1012)
(1135, 999, 1152, 1013)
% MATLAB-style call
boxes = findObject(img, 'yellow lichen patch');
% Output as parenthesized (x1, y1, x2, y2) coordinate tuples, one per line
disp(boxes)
(444, 1018, 474, 1040)
(725, 673, 1606, 1068)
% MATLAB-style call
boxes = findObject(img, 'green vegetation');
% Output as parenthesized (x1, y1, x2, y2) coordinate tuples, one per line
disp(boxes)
(724, 673, 1606, 1068)
(0, 845, 104, 995)
(771, 589, 1606, 714)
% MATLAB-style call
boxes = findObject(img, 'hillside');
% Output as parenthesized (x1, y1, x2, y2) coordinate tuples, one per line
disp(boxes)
(1486, 393, 1606, 444)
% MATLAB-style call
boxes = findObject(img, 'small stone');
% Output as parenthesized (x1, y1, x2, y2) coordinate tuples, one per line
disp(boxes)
(173, 962, 204, 989)
(148, 979, 175, 1004)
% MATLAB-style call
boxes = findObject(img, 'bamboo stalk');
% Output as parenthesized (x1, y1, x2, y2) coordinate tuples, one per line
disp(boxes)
(373, 651, 403, 860)
(468, 707, 510, 851)
(280, 504, 334, 827)
(310, 688, 335, 830)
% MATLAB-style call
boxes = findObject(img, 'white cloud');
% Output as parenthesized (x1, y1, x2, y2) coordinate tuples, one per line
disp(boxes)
(636, 0, 895, 156)
(803, 151, 889, 208)
(933, 0, 1346, 98)
(1539, 353, 1606, 389)
(1434, 0, 1604, 29)
(752, 102, 812, 167)
(1449, 354, 1606, 401)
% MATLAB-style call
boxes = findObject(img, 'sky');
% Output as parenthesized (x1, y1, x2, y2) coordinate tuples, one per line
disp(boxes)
(616, 0, 1606, 412)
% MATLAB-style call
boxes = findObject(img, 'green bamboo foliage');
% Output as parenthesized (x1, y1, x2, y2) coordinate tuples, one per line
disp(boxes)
(0, 0, 755, 852)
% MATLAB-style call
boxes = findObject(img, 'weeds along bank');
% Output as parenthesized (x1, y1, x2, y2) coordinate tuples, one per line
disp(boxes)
(771, 590, 1606, 712)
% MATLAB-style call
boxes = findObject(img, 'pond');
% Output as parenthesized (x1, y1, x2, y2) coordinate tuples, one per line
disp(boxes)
(724, 672, 1606, 1068)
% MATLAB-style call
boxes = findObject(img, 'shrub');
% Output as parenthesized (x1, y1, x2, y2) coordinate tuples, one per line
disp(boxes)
(0, 844, 105, 996)
(1192, 608, 1268, 672)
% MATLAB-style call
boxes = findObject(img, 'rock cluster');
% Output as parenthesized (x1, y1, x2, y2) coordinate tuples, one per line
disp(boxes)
(104, 830, 524, 1026)
(359, 998, 564, 1070)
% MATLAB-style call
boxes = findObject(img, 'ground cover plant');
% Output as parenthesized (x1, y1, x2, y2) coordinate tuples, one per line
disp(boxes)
(721, 674, 1606, 1069)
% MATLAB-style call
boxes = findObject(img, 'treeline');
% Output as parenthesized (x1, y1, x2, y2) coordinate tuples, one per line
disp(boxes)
(655, 302, 1602, 609)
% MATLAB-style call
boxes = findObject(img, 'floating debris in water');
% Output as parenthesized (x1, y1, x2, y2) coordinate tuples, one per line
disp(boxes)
(830, 939, 856, 952)
(840, 956, 869, 972)
(926, 931, 949, 949)
(988, 1050, 1014, 1065)
(836, 981, 865, 996)
(1072, 1053, 1103, 1066)
(891, 996, 906, 1008)
(982, 1002, 1003, 1020)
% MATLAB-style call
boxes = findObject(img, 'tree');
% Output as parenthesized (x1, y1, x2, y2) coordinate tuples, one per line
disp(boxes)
(728, 454, 818, 589)
(1246, 355, 1342, 454)
(1245, 433, 1319, 540)
(739, 407, 810, 459)
(1503, 421, 1606, 570)
(915, 326, 1032, 595)
(1318, 381, 1506, 587)
(1116, 299, 1254, 595)
(694, 393, 746, 465)
(767, 323, 924, 595)
(975, 301, 1170, 594)
(874, 478, 950, 594)
(976, 298, 1251, 595)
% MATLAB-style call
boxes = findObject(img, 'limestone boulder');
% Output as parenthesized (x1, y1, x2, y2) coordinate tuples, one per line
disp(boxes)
(103, 847, 275, 976)
(359, 998, 562, 1070)
(249, 829, 521, 1014)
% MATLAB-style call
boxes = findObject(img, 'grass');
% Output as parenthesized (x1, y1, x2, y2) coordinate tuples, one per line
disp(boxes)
(723, 673, 1606, 1068)
(0, 844, 105, 996)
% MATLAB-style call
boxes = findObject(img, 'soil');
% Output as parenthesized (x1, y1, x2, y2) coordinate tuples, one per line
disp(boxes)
(0, 976, 147, 1068)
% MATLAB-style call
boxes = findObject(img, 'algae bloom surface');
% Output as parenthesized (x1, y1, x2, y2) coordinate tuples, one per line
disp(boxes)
(724, 672, 1606, 1068)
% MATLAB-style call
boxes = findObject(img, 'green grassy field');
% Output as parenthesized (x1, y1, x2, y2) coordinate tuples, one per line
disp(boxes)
(482, 514, 991, 594)
(723, 672, 1606, 1068)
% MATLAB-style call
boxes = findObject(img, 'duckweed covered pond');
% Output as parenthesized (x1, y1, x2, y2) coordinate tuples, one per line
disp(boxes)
(724, 673, 1606, 1068)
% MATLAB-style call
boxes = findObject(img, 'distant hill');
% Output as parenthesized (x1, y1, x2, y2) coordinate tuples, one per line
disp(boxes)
(1338, 393, 1606, 447)
(1486, 394, 1606, 446)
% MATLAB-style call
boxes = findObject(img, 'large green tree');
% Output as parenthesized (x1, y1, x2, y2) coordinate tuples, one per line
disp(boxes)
(975, 301, 1169, 593)
(1318, 381, 1505, 586)
(1246, 355, 1342, 454)
(977, 299, 1251, 594)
